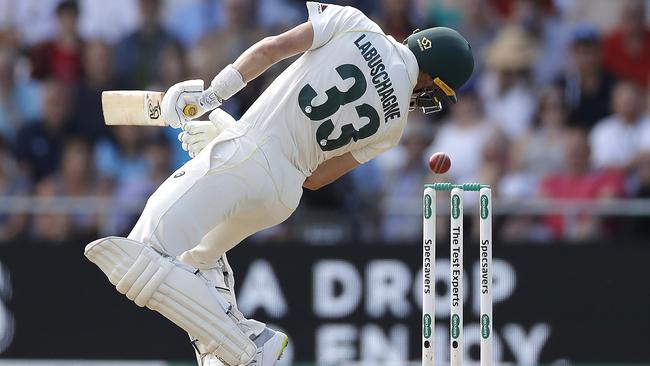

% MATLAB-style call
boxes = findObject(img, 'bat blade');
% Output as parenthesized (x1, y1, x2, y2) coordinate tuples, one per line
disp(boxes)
(102, 90, 166, 126)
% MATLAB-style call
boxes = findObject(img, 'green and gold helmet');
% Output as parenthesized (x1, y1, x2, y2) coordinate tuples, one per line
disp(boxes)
(405, 27, 474, 113)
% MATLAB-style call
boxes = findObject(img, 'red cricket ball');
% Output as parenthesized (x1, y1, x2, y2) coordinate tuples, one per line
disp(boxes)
(428, 152, 451, 174)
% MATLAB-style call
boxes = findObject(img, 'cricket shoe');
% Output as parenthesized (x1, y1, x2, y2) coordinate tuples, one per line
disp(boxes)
(193, 327, 288, 366)
(249, 327, 288, 365)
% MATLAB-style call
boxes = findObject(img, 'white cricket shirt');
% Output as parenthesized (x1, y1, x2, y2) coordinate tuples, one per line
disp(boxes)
(239, 2, 419, 176)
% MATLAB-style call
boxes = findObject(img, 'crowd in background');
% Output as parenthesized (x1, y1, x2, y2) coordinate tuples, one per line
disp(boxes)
(1, 0, 650, 245)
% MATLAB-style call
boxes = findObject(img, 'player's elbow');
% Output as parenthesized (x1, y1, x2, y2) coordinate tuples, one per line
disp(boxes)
(258, 36, 284, 63)
(303, 176, 324, 191)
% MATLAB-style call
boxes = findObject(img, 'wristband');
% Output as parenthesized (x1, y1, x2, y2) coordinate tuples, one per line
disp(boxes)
(210, 64, 246, 101)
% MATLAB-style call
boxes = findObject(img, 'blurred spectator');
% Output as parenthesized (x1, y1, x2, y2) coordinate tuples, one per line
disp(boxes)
(35, 138, 106, 241)
(539, 128, 626, 240)
(0, 0, 60, 45)
(113, 0, 177, 89)
(0, 46, 42, 142)
(156, 42, 187, 90)
(29, 0, 84, 84)
(69, 40, 114, 144)
(487, 0, 554, 19)
(455, 0, 499, 79)
(94, 126, 148, 185)
(105, 134, 171, 235)
(189, 0, 264, 116)
(556, 24, 617, 130)
(480, 26, 537, 140)
(589, 81, 650, 170)
(54, 138, 99, 196)
(162, 0, 222, 46)
(499, 108, 551, 242)
(509, 0, 571, 85)
(15, 81, 72, 182)
(500, 86, 569, 202)
(631, 151, 650, 236)
(422, 0, 461, 28)
(31, 181, 72, 244)
(475, 128, 509, 192)
(78, 0, 138, 44)
(562, 0, 625, 32)
(381, 116, 432, 242)
(255, 0, 304, 31)
(427, 91, 493, 184)
(508, 87, 569, 181)
(375, 0, 417, 42)
(189, 0, 262, 71)
(422, 0, 497, 80)
(291, 172, 360, 245)
(347, 159, 384, 242)
(0, 138, 28, 241)
(602, 0, 650, 87)
(141, 135, 172, 187)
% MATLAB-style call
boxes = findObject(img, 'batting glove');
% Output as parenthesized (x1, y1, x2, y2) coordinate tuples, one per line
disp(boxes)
(177, 109, 236, 158)
(161, 80, 222, 128)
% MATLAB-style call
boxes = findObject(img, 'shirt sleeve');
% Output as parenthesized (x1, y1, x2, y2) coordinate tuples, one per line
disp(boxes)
(306, 2, 375, 50)
(351, 122, 405, 164)
(351, 141, 392, 164)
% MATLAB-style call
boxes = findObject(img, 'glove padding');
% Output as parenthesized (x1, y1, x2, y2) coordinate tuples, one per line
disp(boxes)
(177, 109, 236, 158)
(162, 80, 222, 128)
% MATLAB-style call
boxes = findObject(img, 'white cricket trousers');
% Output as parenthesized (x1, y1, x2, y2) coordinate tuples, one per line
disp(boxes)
(128, 131, 305, 269)
(127, 129, 304, 361)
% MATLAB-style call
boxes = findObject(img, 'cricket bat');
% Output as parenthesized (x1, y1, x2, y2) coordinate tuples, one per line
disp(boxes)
(101, 90, 198, 126)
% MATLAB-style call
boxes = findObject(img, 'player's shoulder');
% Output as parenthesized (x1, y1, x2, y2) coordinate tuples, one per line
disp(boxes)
(386, 113, 410, 149)
(382, 104, 411, 143)
(385, 36, 420, 91)
(306, 2, 366, 18)
(307, 2, 380, 31)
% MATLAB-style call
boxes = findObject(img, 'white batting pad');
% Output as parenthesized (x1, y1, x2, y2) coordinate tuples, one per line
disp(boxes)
(84, 236, 256, 366)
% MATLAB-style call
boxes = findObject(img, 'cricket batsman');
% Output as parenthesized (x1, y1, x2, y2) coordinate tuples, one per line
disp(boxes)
(84, 2, 474, 365)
